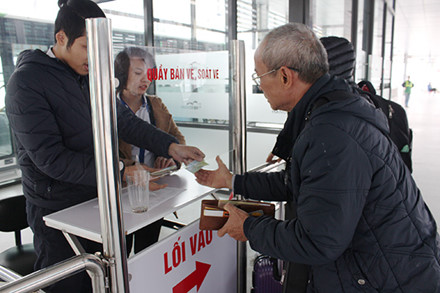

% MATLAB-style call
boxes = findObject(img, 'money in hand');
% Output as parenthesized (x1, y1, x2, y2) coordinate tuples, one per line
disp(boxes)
(150, 165, 178, 178)
(185, 160, 208, 173)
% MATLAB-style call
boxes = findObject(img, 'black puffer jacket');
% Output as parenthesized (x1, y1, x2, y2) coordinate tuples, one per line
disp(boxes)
(5, 49, 177, 211)
(236, 74, 440, 292)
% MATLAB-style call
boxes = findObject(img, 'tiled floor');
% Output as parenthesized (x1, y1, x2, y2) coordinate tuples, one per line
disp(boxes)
(1, 88, 440, 289)
(398, 89, 440, 223)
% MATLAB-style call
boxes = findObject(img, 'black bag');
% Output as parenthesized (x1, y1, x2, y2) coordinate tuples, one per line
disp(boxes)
(358, 80, 413, 172)
(251, 255, 283, 293)
(316, 84, 413, 173)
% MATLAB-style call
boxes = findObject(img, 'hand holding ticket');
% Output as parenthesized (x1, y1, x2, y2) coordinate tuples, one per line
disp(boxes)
(185, 159, 208, 173)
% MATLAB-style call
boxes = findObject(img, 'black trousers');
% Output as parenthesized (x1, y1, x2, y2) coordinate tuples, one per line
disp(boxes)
(27, 202, 102, 293)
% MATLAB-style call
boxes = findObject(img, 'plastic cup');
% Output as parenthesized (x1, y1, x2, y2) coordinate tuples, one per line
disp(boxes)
(126, 170, 149, 213)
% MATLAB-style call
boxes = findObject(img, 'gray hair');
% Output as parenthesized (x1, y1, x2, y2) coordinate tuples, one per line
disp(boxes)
(259, 23, 329, 84)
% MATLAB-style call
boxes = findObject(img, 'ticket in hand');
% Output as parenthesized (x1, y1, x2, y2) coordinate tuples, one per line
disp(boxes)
(185, 160, 208, 173)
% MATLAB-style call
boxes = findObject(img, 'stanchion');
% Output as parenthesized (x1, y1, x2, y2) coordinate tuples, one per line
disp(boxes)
(86, 17, 129, 292)
(230, 40, 247, 293)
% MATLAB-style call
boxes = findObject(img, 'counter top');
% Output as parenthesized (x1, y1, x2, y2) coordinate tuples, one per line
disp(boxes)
(43, 169, 215, 243)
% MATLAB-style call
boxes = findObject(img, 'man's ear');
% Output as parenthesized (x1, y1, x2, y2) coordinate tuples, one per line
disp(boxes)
(280, 66, 295, 87)
(55, 30, 67, 46)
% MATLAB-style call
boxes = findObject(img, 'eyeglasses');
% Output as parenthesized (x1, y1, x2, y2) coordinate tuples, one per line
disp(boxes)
(252, 66, 299, 87)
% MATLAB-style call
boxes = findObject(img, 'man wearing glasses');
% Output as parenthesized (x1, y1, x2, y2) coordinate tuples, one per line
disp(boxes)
(252, 66, 299, 95)
(196, 23, 440, 292)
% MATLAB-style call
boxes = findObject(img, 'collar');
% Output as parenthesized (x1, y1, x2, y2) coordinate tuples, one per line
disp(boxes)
(118, 94, 149, 113)
(45, 48, 85, 82)
(46, 47, 56, 58)
(272, 73, 349, 160)
(288, 73, 333, 141)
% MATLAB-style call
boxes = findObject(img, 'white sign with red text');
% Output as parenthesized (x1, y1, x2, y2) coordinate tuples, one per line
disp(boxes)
(127, 220, 237, 293)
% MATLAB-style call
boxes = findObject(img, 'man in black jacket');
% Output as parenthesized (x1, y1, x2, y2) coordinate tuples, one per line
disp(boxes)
(196, 23, 440, 292)
(262, 34, 414, 293)
(5, 1, 204, 292)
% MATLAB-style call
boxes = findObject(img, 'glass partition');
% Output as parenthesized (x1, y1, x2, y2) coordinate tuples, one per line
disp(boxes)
(156, 48, 232, 166)
(148, 0, 234, 168)
(155, 50, 229, 121)
(114, 45, 232, 167)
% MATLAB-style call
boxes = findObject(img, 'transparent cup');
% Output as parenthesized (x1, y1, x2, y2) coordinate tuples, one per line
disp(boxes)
(126, 170, 150, 213)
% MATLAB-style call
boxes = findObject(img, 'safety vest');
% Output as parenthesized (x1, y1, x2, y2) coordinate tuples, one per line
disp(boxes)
(404, 80, 413, 88)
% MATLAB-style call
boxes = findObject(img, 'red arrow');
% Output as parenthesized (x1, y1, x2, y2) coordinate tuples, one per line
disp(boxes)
(172, 261, 211, 293)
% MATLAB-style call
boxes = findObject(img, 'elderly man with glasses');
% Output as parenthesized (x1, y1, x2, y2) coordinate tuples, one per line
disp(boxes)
(196, 23, 440, 292)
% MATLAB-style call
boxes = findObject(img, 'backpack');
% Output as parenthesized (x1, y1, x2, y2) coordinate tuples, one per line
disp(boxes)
(358, 80, 413, 172)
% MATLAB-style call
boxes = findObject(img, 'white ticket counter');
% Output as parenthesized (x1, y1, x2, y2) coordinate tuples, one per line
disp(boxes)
(43, 168, 238, 292)
(43, 168, 214, 243)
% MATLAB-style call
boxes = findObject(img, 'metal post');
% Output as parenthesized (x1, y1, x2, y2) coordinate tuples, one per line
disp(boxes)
(86, 18, 129, 292)
(230, 40, 247, 293)
(227, 0, 237, 41)
(143, 0, 154, 47)
(0, 254, 105, 293)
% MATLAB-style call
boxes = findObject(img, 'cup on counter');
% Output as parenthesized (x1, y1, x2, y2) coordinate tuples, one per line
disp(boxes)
(126, 170, 150, 213)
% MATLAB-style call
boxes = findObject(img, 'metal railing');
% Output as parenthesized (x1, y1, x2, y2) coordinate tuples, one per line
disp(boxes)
(249, 160, 285, 173)
(0, 264, 22, 283)
(0, 254, 105, 293)
(176, 120, 283, 135)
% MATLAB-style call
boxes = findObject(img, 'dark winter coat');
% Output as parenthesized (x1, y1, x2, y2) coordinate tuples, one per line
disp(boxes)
(235, 74, 440, 292)
(5, 49, 177, 211)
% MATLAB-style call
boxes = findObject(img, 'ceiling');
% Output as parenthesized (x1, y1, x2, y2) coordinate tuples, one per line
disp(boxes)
(394, 0, 440, 59)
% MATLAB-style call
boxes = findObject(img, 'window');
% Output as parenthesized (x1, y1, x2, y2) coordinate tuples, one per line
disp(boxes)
(237, 0, 289, 169)
(311, 0, 352, 39)
(153, 0, 227, 51)
(369, 0, 384, 90)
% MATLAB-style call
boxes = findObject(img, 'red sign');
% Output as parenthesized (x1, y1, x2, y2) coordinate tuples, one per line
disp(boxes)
(173, 261, 211, 293)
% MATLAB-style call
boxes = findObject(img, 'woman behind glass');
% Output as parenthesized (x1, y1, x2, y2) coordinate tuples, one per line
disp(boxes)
(115, 46, 186, 253)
